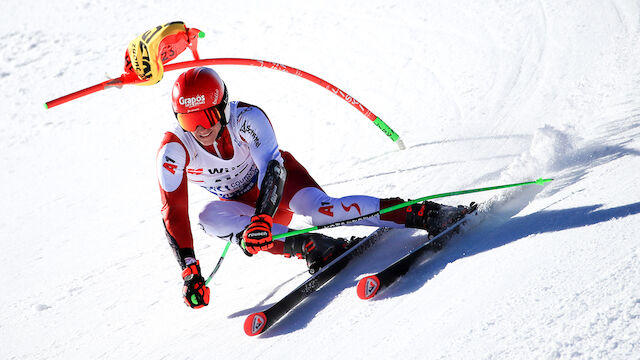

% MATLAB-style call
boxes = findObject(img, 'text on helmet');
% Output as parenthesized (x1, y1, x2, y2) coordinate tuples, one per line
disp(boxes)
(179, 95, 206, 108)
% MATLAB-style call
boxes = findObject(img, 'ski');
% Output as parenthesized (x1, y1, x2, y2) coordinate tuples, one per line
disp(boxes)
(244, 227, 389, 336)
(357, 203, 478, 300)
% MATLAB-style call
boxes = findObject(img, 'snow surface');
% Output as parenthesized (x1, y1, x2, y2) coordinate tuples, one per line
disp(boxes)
(2, 1, 640, 359)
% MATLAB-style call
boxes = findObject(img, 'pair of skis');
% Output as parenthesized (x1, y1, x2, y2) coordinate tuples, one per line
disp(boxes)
(244, 206, 478, 336)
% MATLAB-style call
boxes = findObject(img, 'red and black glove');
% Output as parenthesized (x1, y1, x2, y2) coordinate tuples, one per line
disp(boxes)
(242, 214, 274, 254)
(182, 260, 210, 309)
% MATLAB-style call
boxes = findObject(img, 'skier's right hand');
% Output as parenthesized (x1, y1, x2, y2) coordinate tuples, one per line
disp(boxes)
(181, 260, 210, 309)
(242, 214, 274, 254)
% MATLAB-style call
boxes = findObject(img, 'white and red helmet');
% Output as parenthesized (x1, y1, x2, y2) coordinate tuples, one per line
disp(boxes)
(171, 67, 229, 131)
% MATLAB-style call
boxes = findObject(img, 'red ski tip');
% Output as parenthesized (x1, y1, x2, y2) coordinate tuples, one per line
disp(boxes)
(357, 275, 380, 300)
(244, 312, 267, 336)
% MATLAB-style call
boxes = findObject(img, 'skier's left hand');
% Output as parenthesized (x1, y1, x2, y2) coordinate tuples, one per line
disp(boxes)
(242, 214, 274, 254)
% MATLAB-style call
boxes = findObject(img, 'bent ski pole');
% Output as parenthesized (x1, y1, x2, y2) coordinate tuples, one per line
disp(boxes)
(273, 178, 553, 239)
(205, 242, 231, 285)
(164, 58, 404, 149)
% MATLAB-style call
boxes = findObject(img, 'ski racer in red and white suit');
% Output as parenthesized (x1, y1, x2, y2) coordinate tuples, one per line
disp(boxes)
(158, 100, 407, 262)
(158, 67, 469, 309)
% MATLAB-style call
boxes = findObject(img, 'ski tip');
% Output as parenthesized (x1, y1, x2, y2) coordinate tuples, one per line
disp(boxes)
(357, 275, 380, 300)
(244, 312, 267, 336)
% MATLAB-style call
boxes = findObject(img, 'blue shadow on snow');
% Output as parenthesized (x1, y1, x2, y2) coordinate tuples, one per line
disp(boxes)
(378, 201, 640, 300)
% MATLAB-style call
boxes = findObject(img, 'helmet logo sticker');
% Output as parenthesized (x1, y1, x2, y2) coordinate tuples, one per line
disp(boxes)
(179, 94, 206, 108)
(212, 88, 220, 104)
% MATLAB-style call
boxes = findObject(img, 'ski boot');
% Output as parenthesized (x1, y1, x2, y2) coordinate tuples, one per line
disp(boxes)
(405, 201, 476, 241)
(284, 233, 349, 274)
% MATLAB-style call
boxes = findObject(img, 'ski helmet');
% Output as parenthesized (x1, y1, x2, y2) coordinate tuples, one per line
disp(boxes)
(171, 67, 229, 132)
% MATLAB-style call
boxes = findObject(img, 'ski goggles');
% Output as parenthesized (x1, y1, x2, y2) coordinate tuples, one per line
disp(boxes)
(176, 89, 229, 132)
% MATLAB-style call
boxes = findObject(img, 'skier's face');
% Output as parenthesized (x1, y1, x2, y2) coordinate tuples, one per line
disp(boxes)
(191, 122, 222, 146)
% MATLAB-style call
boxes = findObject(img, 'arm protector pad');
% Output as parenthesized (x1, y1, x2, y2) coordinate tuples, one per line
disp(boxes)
(255, 160, 286, 217)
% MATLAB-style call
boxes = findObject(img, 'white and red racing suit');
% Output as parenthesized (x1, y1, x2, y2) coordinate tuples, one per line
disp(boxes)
(157, 102, 406, 267)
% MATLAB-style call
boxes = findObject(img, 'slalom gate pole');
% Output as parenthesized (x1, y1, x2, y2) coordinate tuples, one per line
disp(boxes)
(45, 58, 404, 149)
(205, 242, 231, 285)
(273, 178, 553, 240)
(164, 59, 404, 149)
(44, 76, 132, 109)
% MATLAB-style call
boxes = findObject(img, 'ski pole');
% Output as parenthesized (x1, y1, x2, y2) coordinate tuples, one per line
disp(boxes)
(205, 242, 231, 285)
(273, 178, 553, 239)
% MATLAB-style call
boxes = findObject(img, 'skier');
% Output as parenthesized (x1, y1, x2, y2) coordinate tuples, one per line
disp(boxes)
(158, 67, 471, 309)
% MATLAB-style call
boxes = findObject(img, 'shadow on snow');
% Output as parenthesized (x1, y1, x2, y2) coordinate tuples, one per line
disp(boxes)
(377, 201, 640, 300)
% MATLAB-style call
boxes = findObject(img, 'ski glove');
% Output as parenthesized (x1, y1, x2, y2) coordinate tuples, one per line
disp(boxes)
(242, 214, 274, 254)
(182, 260, 210, 309)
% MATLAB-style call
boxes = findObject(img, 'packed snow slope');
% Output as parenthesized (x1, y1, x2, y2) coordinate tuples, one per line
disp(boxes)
(2, 1, 639, 359)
